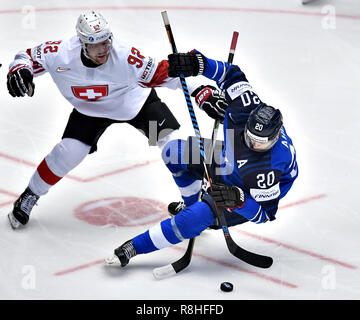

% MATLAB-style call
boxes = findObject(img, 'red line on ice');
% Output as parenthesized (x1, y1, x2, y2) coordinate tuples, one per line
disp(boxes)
(234, 229, 357, 270)
(0, 201, 14, 208)
(77, 160, 161, 182)
(52, 194, 330, 286)
(54, 259, 104, 276)
(0, 152, 36, 168)
(0, 151, 160, 183)
(233, 194, 357, 270)
(278, 194, 327, 209)
(171, 246, 298, 288)
(53, 247, 298, 288)
(0, 188, 18, 198)
(0, 6, 358, 20)
(0, 188, 18, 207)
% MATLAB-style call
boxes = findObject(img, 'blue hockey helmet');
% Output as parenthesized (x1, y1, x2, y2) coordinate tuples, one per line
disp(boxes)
(244, 104, 283, 152)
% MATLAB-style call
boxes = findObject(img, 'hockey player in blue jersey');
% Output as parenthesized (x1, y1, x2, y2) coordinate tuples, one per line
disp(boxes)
(106, 51, 298, 267)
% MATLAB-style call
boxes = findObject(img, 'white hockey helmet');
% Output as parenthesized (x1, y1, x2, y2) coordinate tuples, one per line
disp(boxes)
(76, 11, 112, 44)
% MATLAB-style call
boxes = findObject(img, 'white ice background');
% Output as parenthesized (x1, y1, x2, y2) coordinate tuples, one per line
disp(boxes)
(0, 0, 359, 300)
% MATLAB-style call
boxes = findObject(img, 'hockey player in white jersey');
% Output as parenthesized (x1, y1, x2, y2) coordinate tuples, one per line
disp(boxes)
(6, 11, 213, 229)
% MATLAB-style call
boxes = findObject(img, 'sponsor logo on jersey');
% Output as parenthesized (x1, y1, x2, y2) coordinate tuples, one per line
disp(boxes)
(250, 183, 280, 202)
(72, 85, 108, 101)
(140, 57, 155, 81)
(227, 81, 254, 100)
(35, 45, 42, 59)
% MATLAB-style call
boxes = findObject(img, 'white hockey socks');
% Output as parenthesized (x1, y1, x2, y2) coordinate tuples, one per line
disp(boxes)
(29, 138, 91, 196)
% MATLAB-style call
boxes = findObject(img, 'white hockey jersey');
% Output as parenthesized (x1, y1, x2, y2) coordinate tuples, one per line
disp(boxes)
(10, 36, 196, 120)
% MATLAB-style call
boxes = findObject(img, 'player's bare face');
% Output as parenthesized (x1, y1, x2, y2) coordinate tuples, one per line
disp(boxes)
(86, 40, 111, 65)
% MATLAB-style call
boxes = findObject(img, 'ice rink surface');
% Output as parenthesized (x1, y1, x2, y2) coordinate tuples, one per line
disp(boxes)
(0, 0, 360, 301)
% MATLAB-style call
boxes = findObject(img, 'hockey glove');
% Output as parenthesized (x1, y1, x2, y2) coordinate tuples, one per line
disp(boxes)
(208, 183, 246, 208)
(168, 51, 205, 77)
(7, 65, 35, 97)
(191, 85, 228, 123)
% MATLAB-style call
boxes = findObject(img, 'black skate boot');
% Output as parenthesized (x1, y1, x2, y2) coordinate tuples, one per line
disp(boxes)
(168, 201, 186, 217)
(113, 240, 137, 267)
(8, 187, 39, 229)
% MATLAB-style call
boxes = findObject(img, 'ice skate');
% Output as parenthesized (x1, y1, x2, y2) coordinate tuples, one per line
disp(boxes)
(168, 201, 186, 217)
(8, 187, 39, 229)
(104, 240, 137, 267)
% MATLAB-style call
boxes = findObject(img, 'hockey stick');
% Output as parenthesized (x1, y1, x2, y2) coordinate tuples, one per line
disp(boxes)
(152, 12, 212, 279)
(207, 33, 272, 269)
(153, 32, 239, 279)
(161, 11, 210, 181)
(154, 15, 272, 279)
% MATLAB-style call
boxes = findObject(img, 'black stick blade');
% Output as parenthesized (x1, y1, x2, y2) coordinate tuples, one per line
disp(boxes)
(227, 237, 273, 268)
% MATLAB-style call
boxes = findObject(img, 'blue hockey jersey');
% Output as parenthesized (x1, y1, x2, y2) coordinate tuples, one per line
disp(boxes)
(127, 53, 300, 257)
(201, 53, 298, 223)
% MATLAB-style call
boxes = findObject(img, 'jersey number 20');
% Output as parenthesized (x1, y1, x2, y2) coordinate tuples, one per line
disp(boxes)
(257, 171, 275, 188)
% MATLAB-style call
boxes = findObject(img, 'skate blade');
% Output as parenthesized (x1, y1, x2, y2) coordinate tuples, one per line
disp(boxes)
(104, 254, 121, 266)
(8, 212, 21, 230)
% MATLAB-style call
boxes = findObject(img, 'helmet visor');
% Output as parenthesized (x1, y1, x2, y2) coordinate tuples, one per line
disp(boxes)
(244, 129, 278, 152)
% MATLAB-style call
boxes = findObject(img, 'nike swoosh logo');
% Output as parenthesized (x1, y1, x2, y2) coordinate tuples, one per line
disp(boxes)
(56, 67, 71, 72)
(159, 119, 166, 127)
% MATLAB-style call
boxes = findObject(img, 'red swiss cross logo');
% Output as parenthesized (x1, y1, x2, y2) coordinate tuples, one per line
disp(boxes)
(72, 85, 108, 101)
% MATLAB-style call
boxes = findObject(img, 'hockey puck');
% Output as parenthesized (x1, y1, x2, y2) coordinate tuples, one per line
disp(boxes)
(220, 282, 233, 292)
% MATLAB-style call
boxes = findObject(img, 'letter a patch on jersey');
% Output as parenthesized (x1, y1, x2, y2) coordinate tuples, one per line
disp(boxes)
(237, 159, 248, 169)
(72, 85, 108, 101)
